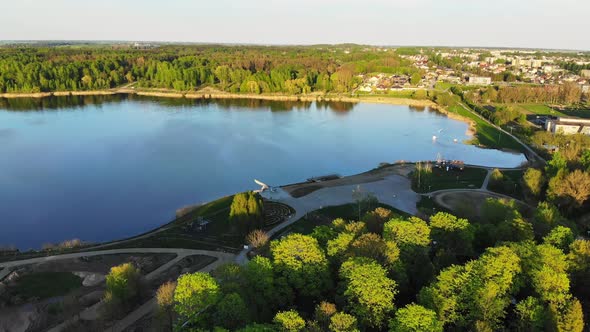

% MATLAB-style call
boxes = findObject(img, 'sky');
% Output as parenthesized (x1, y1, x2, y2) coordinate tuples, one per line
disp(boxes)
(1, 0, 589, 50)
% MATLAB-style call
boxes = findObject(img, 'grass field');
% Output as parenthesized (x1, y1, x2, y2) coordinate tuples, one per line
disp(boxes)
(13, 272, 82, 299)
(512, 104, 558, 115)
(413, 166, 488, 193)
(446, 103, 526, 152)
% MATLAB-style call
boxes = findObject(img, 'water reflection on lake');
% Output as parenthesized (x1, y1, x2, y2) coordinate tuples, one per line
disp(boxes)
(0, 95, 526, 249)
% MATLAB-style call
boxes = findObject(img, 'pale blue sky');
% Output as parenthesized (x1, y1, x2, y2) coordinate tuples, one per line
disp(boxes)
(1, 0, 588, 50)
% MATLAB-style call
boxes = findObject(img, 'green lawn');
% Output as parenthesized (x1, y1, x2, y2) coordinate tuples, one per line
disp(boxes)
(447, 103, 525, 152)
(413, 166, 488, 193)
(511, 104, 558, 116)
(13, 272, 82, 299)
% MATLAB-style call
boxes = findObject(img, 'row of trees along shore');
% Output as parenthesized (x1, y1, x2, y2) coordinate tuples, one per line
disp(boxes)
(0, 46, 421, 94)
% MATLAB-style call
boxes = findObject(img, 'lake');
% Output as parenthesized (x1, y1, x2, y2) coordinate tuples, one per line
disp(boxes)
(0, 95, 526, 249)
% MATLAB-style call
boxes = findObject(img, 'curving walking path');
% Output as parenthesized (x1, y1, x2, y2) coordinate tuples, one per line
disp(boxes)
(0, 248, 235, 332)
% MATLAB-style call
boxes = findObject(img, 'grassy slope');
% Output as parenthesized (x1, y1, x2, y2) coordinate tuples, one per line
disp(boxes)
(447, 103, 526, 152)
(13, 272, 82, 299)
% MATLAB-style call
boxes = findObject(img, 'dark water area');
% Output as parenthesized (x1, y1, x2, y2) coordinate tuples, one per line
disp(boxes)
(0, 95, 526, 249)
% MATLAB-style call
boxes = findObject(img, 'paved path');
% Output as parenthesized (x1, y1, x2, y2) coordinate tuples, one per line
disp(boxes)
(107, 252, 230, 332)
(8, 248, 237, 332)
(237, 173, 419, 264)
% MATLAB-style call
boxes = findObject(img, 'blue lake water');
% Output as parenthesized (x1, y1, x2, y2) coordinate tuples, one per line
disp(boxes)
(0, 96, 526, 249)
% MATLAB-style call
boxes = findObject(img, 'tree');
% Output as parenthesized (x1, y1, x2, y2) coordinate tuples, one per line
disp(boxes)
(173, 272, 220, 325)
(349, 233, 386, 262)
(548, 169, 590, 209)
(315, 301, 337, 329)
(246, 229, 269, 249)
(362, 207, 394, 234)
(533, 201, 568, 238)
(105, 263, 140, 305)
(429, 212, 474, 257)
(329, 312, 359, 332)
(340, 257, 397, 329)
(156, 281, 176, 331)
(515, 297, 546, 332)
(211, 263, 246, 295)
(543, 226, 575, 252)
(383, 217, 430, 249)
(229, 192, 264, 236)
(214, 293, 249, 330)
(273, 310, 305, 332)
(545, 152, 567, 178)
(419, 246, 521, 330)
(410, 73, 422, 85)
(524, 168, 545, 197)
(551, 298, 585, 332)
(327, 232, 355, 261)
(389, 303, 443, 332)
(270, 234, 330, 297)
(243, 256, 288, 321)
(310, 225, 337, 247)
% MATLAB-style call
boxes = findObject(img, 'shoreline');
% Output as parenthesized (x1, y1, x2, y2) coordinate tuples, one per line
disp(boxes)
(0, 88, 436, 107)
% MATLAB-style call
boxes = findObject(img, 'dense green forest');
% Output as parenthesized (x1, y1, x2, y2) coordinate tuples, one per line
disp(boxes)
(0, 45, 419, 94)
(142, 202, 589, 331)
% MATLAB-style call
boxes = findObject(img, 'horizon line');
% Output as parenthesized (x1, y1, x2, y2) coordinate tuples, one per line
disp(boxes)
(1, 40, 589, 53)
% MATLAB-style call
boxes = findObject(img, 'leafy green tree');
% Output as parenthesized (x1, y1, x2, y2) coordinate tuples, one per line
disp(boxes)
(213, 293, 249, 330)
(410, 73, 422, 85)
(383, 217, 430, 249)
(420, 246, 521, 330)
(546, 153, 568, 178)
(329, 312, 359, 332)
(211, 263, 246, 295)
(389, 304, 443, 332)
(340, 257, 397, 329)
(310, 225, 337, 247)
(550, 298, 585, 332)
(523, 168, 545, 197)
(273, 310, 306, 332)
(105, 263, 141, 305)
(270, 234, 330, 297)
(544, 226, 575, 251)
(243, 256, 289, 321)
(548, 169, 590, 210)
(173, 272, 220, 325)
(515, 297, 547, 332)
(229, 192, 264, 236)
(327, 232, 355, 261)
(429, 212, 474, 258)
(533, 201, 568, 238)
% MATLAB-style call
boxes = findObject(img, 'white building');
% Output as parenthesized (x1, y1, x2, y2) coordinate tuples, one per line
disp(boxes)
(546, 117, 590, 135)
(467, 76, 492, 85)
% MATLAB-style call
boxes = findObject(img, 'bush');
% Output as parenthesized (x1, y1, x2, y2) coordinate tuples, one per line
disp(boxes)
(105, 263, 141, 305)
